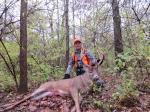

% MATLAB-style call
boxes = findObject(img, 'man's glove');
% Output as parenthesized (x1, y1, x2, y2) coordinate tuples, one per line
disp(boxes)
(63, 74, 70, 79)
(95, 80, 105, 88)
(76, 67, 85, 76)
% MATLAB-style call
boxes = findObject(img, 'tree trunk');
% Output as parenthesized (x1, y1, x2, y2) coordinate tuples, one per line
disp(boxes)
(50, 16, 54, 38)
(64, 0, 69, 68)
(57, 0, 60, 41)
(4, 0, 7, 26)
(18, 0, 28, 93)
(112, 0, 123, 57)
(72, 0, 75, 38)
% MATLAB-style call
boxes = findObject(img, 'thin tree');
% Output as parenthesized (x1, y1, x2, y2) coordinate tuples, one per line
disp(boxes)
(18, 0, 28, 93)
(57, 0, 60, 41)
(72, 0, 75, 38)
(64, 0, 69, 68)
(111, 0, 123, 57)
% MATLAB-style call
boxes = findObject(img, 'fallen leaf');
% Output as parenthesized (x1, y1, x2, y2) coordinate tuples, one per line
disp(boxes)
(29, 105, 37, 112)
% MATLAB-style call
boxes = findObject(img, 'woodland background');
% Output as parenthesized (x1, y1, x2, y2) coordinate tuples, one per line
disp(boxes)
(0, 0, 150, 111)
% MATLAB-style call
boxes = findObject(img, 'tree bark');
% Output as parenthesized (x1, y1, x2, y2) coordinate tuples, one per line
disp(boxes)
(112, 0, 123, 57)
(72, 0, 75, 38)
(57, 0, 60, 41)
(64, 0, 69, 68)
(18, 0, 28, 93)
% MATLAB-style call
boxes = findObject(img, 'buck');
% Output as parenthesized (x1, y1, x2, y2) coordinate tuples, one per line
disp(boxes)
(2, 55, 105, 112)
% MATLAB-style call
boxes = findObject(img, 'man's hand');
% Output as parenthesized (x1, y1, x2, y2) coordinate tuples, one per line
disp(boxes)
(63, 74, 70, 79)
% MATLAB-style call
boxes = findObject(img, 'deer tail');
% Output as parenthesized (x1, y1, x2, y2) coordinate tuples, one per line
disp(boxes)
(31, 88, 53, 100)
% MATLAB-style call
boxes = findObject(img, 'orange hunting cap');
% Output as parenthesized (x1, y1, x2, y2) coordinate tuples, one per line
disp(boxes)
(73, 36, 82, 45)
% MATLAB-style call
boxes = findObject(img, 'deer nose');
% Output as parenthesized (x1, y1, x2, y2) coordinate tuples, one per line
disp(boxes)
(93, 75, 99, 81)
(96, 80, 105, 88)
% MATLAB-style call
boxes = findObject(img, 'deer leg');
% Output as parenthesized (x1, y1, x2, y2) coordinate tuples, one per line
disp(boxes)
(70, 89, 81, 112)
(71, 94, 82, 112)
(70, 106, 76, 112)
(61, 101, 69, 112)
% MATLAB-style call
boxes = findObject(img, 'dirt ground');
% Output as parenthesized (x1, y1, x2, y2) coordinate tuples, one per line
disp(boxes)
(0, 75, 150, 112)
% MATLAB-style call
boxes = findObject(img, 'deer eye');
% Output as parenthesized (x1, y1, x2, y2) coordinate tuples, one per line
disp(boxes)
(89, 71, 92, 73)
(97, 59, 100, 63)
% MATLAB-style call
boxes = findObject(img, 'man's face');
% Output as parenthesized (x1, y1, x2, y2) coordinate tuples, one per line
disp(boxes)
(74, 41, 82, 50)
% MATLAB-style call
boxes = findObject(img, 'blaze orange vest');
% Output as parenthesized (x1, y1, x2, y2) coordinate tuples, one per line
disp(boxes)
(72, 48, 90, 67)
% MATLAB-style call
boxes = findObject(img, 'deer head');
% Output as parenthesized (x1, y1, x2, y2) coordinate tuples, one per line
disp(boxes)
(83, 54, 105, 82)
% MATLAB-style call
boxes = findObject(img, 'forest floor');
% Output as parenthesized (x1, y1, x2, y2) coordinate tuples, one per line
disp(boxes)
(0, 75, 150, 112)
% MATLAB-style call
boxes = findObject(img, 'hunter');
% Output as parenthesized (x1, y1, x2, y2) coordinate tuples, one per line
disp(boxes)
(64, 36, 96, 79)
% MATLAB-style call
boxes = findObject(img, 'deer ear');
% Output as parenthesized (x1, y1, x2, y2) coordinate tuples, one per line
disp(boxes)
(97, 54, 105, 65)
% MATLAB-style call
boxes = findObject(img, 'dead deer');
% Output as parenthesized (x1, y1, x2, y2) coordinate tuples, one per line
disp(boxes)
(1, 55, 105, 112)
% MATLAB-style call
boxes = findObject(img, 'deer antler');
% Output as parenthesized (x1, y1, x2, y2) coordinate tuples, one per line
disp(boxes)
(96, 50, 105, 65)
